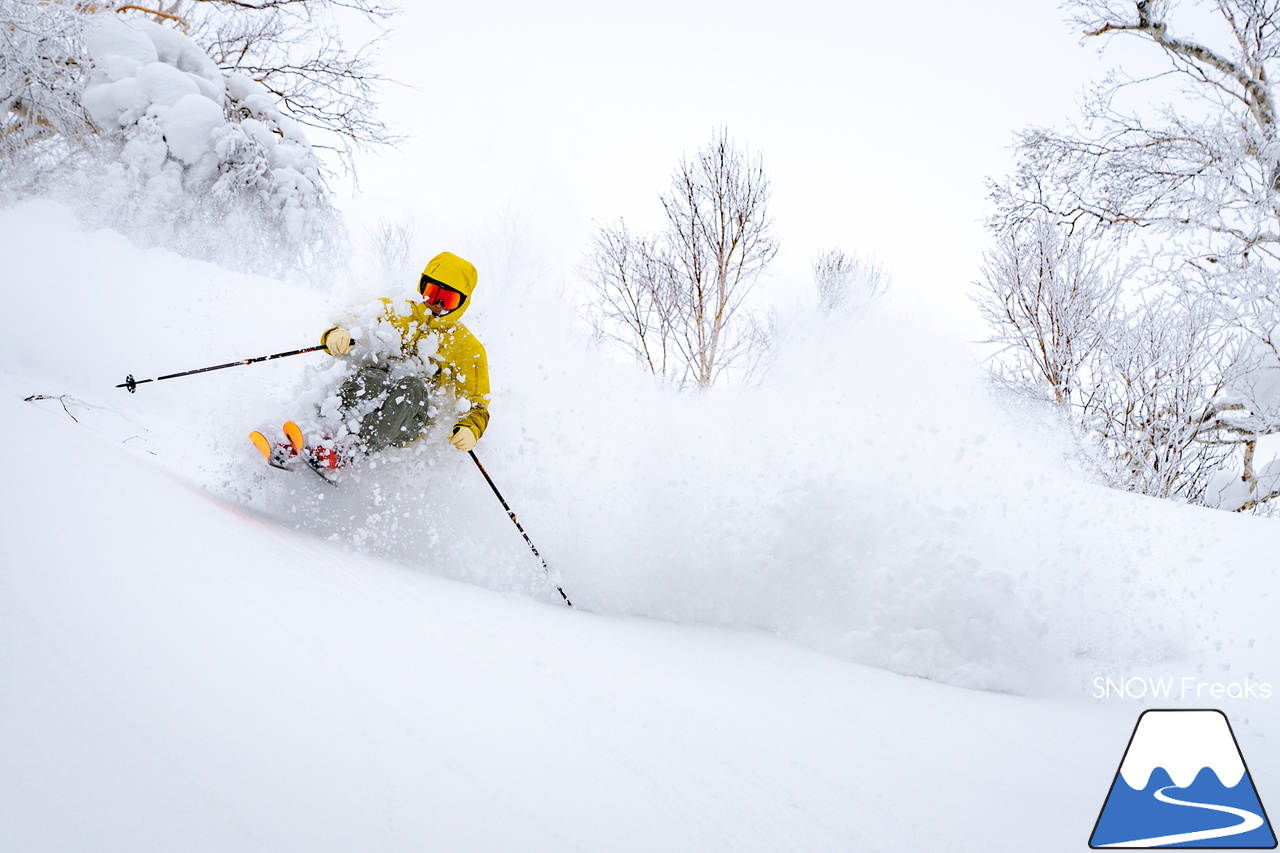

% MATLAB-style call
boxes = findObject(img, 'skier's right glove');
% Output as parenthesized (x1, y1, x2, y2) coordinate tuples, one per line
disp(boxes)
(449, 425, 478, 452)
(321, 327, 353, 356)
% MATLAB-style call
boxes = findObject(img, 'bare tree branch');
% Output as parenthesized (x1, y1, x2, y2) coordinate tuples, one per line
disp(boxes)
(582, 129, 779, 389)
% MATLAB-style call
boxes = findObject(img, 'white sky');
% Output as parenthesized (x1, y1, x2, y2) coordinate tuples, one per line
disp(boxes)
(336, 1, 1113, 338)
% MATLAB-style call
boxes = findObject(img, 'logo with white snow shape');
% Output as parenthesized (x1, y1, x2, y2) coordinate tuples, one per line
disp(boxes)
(1090, 709, 1276, 848)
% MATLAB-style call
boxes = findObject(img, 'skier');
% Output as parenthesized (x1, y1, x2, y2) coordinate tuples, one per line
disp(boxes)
(261, 251, 489, 472)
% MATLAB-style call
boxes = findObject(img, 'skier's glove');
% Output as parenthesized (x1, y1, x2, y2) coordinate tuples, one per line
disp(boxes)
(321, 327, 353, 355)
(449, 425, 478, 452)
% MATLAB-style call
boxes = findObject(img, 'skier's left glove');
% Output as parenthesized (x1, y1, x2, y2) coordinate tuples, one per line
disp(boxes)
(449, 425, 477, 452)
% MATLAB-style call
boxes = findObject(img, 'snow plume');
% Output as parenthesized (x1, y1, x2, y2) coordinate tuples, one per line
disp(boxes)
(0, 7, 337, 275)
(2, 201, 1195, 696)
(222, 255, 1181, 695)
(512, 308, 1174, 695)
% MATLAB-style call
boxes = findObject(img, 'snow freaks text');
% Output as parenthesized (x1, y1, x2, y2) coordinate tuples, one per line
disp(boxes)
(1093, 677, 1274, 701)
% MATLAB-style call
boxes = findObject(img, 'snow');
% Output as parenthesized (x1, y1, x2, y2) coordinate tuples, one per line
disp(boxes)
(82, 13, 157, 67)
(160, 94, 227, 165)
(0, 394, 1117, 851)
(42, 12, 333, 271)
(1, 199, 1279, 849)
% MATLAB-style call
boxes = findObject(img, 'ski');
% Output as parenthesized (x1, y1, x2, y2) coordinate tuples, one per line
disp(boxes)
(249, 429, 293, 469)
(284, 421, 340, 485)
(249, 423, 338, 486)
(283, 420, 305, 456)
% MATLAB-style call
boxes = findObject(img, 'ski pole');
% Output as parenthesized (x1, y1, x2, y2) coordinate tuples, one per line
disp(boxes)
(117, 344, 328, 392)
(468, 450, 572, 607)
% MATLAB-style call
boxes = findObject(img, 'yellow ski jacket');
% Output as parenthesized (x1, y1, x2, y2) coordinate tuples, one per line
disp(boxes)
(381, 252, 490, 439)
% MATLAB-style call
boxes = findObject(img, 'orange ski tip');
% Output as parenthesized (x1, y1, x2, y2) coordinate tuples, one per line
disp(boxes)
(283, 421, 305, 455)
(249, 431, 272, 461)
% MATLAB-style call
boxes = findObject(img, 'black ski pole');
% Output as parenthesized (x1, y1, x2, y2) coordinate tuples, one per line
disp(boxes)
(117, 344, 328, 392)
(468, 450, 572, 607)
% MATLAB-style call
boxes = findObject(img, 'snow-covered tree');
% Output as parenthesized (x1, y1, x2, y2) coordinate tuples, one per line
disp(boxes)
(1197, 330, 1280, 509)
(583, 128, 779, 389)
(1090, 296, 1235, 501)
(0, 1, 94, 160)
(1005, 1, 1280, 253)
(985, 0, 1280, 509)
(975, 213, 1122, 411)
(180, 0, 397, 162)
(1, 1, 393, 271)
(976, 212, 1235, 501)
(3, 1, 393, 160)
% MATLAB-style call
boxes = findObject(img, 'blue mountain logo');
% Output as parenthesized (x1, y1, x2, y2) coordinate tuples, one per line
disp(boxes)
(1090, 709, 1277, 848)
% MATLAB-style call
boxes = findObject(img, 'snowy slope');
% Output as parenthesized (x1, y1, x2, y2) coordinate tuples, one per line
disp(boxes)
(2, 200, 1279, 850)
(0, 388, 1130, 851)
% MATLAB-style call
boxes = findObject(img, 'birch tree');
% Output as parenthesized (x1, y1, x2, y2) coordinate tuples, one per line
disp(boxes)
(984, 0, 1280, 509)
(584, 128, 779, 389)
(975, 213, 1122, 411)
(1008, 1, 1280, 253)
(584, 220, 678, 380)
(976, 213, 1236, 501)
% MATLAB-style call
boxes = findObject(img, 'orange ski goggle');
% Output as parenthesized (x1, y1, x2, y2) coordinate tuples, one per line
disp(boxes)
(420, 275, 465, 312)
